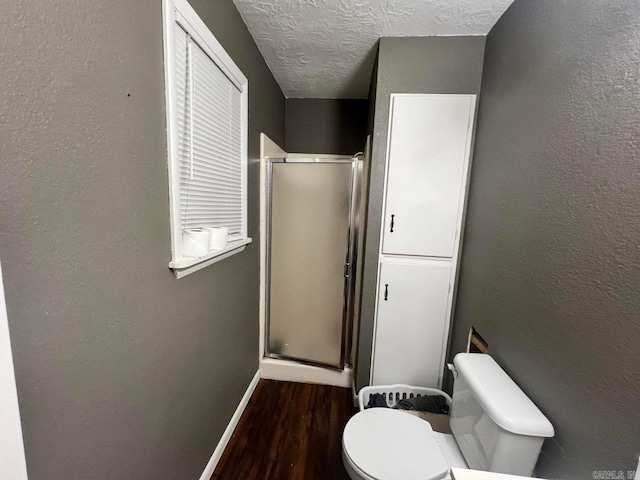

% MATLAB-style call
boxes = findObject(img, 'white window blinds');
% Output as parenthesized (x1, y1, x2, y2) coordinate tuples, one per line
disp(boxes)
(174, 24, 244, 241)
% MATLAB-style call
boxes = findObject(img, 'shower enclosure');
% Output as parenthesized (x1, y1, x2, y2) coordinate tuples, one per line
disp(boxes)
(265, 157, 362, 370)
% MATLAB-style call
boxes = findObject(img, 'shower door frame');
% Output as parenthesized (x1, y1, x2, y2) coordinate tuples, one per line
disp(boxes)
(265, 157, 361, 370)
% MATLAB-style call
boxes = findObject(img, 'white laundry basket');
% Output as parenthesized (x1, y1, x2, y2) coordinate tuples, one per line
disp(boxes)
(357, 384, 452, 412)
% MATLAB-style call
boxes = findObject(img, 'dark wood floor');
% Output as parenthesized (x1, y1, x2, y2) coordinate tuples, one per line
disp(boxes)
(211, 379, 356, 480)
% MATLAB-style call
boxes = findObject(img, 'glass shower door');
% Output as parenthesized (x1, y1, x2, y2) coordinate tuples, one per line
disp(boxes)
(267, 161, 354, 368)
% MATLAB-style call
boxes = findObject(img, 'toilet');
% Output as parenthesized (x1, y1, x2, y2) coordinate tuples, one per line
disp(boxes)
(343, 353, 554, 480)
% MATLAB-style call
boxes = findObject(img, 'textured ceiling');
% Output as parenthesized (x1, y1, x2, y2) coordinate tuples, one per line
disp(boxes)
(232, 0, 514, 99)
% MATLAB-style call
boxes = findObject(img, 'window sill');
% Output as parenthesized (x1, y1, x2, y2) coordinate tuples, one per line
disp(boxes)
(169, 237, 252, 279)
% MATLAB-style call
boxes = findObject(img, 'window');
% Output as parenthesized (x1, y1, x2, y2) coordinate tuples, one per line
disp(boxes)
(163, 0, 250, 278)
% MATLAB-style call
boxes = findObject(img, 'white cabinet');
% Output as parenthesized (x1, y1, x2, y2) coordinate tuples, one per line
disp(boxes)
(372, 258, 452, 386)
(371, 94, 475, 389)
(382, 95, 475, 258)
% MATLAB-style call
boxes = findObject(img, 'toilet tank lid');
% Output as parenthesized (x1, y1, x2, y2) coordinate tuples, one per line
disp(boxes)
(453, 354, 555, 438)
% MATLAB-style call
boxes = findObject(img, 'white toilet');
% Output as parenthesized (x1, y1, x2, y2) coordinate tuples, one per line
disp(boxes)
(343, 353, 554, 480)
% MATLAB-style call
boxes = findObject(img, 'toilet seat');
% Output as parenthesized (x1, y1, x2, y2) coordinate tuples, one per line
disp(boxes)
(343, 408, 449, 480)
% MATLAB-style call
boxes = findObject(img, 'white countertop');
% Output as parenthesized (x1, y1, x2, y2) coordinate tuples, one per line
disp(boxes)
(451, 468, 547, 480)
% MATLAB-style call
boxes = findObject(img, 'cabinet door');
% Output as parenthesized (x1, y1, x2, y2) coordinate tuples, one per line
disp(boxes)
(372, 259, 452, 388)
(382, 95, 474, 258)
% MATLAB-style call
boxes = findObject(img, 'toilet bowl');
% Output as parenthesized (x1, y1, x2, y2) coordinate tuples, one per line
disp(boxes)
(342, 354, 555, 480)
(343, 408, 467, 480)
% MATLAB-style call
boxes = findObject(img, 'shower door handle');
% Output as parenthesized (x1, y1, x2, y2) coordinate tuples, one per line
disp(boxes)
(384, 284, 389, 301)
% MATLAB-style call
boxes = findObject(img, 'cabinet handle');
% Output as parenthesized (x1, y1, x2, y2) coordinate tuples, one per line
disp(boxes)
(384, 283, 389, 301)
(390, 214, 395, 233)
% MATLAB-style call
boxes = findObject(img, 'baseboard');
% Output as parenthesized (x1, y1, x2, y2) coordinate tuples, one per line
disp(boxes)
(198, 370, 261, 480)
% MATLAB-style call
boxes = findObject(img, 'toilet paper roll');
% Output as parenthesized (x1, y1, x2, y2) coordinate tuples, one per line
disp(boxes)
(208, 226, 228, 250)
(182, 228, 210, 258)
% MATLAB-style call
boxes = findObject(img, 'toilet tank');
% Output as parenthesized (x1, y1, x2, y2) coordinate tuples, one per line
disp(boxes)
(450, 353, 554, 476)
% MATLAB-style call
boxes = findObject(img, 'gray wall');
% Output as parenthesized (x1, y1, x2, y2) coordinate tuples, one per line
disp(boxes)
(450, 0, 640, 477)
(285, 99, 368, 155)
(356, 36, 486, 389)
(366, 51, 379, 138)
(0, 1, 284, 479)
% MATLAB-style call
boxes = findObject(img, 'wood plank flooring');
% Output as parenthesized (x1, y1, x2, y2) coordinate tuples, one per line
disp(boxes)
(211, 379, 356, 480)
